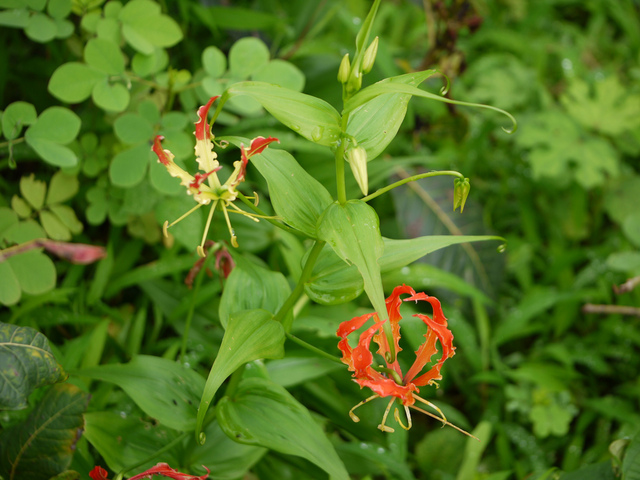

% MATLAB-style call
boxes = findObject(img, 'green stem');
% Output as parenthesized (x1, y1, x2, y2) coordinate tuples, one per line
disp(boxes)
(180, 249, 214, 363)
(116, 431, 189, 480)
(335, 140, 347, 205)
(285, 332, 345, 365)
(236, 192, 304, 237)
(0, 137, 24, 149)
(272, 240, 325, 331)
(361, 170, 465, 203)
(223, 363, 246, 398)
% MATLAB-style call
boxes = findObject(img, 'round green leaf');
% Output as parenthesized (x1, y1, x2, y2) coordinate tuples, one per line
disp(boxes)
(25, 138, 78, 167)
(161, 111, 188, 131)
(131, 48, 168, 76)
(48, 0, 71, 19)
(2, 101, 37, 140)
(229, 37, 270, 79)
(0, 8, 30, 28)
(40, 210, 71, 240)
(92, 79, 130, 112)
(48, 62, 104, 103)
(121, 23, 153, 54)
(202, 46, 226, 78)
(54, 17, 73, 38)
(2, 219, 47, 244)
(124, 15, 183, 48)
(109, 143, 151, 187)
(19, 174, 46, 211)
(26, 0, 46, 10)
(8, 250, 56, 296)
(104, 0, 122, 18)
(0, 207, 19, 235)
(80, 11, 100, 32)
(24, 12, 56, 43)
(137, 100, 160, 125)
(118, 0, 160, 21)
(253, 60, 305, 92)
(114, 113, 153, 144)
(95, 17, 120, 44)
(0, 262, 21, 306)
(46, 172, 79, 205)
(84, 38, 125, 75)
(25, 106, 81, 144)
(148, 156, 182, 195)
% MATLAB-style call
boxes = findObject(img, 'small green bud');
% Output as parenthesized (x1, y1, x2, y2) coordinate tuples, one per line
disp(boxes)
(361, 36, 379, 74)
(346, 146, 368, 195)
(453, 177, 471, 212)
(346, 70, 362, 94)
(337, 53, 351, 84)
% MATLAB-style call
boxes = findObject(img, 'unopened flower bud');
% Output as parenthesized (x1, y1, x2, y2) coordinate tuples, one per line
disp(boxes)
(347, 70, 362, 94)
(338, 53, 351, 84)
(361, 36, 379, 74)
(453, 177, 471, 212)
(346, 146, 368, 195)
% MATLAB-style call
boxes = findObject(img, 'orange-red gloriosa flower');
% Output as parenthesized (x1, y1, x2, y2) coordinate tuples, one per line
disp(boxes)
(89, 463, 210, 480)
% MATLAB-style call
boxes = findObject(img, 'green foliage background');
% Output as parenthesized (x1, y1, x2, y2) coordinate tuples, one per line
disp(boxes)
(1, 0, 640, 479)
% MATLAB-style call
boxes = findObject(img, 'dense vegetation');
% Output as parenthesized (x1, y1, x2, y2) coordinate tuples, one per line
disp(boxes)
(1, 1, 639, 479)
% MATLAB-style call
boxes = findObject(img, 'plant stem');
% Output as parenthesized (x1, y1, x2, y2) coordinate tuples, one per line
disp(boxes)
(180, 249, 214, 363)
(284, 332, 345, 364)
(361, 170, 465, 203)
(236, 192, 304, 237)
(272, 240, 325, 331)
(335, 140, 347, 205)
(223, 363, 246, 398)
(0, 137, 24, 149)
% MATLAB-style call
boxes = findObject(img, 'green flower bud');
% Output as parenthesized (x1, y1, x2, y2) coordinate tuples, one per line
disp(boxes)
(361, 36, 379, 74)
(337, 53, 351, 84)
(346, 70, 362, 94)
(347, 146, 368, 195)
(453, 177, 471, 213)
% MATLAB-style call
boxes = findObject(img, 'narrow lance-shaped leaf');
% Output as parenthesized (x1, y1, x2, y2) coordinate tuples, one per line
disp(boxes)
(0, 322, 67, 410)
(217, 377, 350, 480)
(316, 200, 387, 320)
(195, 309, 285, 443)
(0, 383, 89, 480)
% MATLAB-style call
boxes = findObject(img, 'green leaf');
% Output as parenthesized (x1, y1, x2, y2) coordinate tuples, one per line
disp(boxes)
(84, 37, 124, 75)
(78, 355, 205, 431)
(623, 212, 640, 248)
(25, 106, 81, 147)
(24, 12, 56, 42)
(196, 309, 285, 442)
(20, 174, 46, 210)
(253, 59, 305, 92)
(1, 101, 37, 140)
(48, 62, 104, 103)
(40, 210, 71, 240)
(0, 8, 30, 28)
(47, 0, 71, 19)
(622, 434, 640, 480)
(49, 204, 83, 234)
(227, 82, 341, 146)
(46, 172, 79, 205)
(114, 113, 153, 144)
(0, 262, 21, 306)
(317, 200, 386, 318)
(0, 384, 89, 480)
(11, 195, 31, 218)
(455, 421, 493, 480)
(132, 48, 168, 76)
(216, 377, 349, 480)
(83, 411, 181, 475)
(25, 138, 78, 167)
(219, 256, 291, 328)
(109, 143, 151, 187)
(229, 37, 270, 79)
(266, 357, 343, 388)
(202, 45, 226, 78)
(92, 78, 130, 112)
(346, 71, 436, 161)
(7, 250, 57, 295)
(119, 0, 183, 54)
(0, 322, 67, 410)
(248, 148, 333, 237)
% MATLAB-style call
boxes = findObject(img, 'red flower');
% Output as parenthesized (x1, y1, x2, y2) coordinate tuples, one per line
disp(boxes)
(337, 284, 476, 438)
(90, 463, 210, 480)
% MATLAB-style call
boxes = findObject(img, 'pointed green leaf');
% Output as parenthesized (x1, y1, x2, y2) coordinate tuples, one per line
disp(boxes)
(317, 200, 386, 318)
(2, 101, 37, 140)
(249, 148, 333, 237)
(84, 38, 124, 75)
(227, 82, 341, 146)
(48, 62, 104, 103)
(344, 74, 517, 134)
(306, 235, 504, 305)
(78, 355, 205, 431)
(219, 256, 291, 329)
(48, 205, 83, 234)
(196, 309, 285, 442)
(0, 322, 67, 410)
(0, 384, 89, 480)
(216, 377, 349, 480)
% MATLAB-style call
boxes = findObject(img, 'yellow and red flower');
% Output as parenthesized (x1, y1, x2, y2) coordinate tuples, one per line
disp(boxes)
(337, 284, 475, 437)
(152, 96, 278, 255)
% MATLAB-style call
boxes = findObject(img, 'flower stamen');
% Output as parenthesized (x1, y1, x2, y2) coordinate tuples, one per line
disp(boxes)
(409, 403, 479, 440)
(163, 203, 206, 238)
(349, 394, 379, 422)
(198, 200, 219, 257)
(393, 405, 412, 430)
(221, 204, 238, 248)
(377, 398, 396, 433)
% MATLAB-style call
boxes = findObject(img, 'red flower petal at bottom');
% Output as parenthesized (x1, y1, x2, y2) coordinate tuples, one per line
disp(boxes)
(89, 466, 110, 480)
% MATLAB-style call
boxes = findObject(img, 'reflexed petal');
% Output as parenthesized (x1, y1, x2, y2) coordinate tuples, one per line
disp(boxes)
(247, 136, 280, 156)
(359, 376, 417, 406)
(194, 97, 220, 173)
(128, 462, 211, 480)
(194, 96, 219, 141)
(152, 135, 197, 189)
(89, 466, 110, 480)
